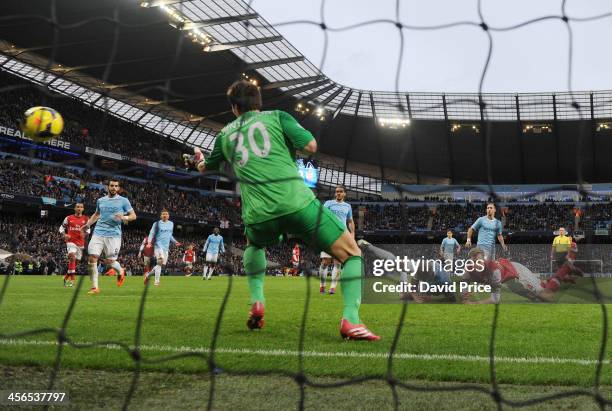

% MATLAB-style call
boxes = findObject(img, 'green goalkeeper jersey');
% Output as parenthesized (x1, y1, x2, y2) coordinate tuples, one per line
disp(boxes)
(205, 110, 315, 225)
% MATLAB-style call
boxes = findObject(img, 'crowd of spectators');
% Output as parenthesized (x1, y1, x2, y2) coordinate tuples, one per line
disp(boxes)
(0, 216, 62, 274)
(359, 202, 579, 232)
(503, 203, 575, 232)
(581, 203, 612, 228)
(2, 153, 610, 238)
(0, 159, 242, 225)
(360, 204, 431, 231)
(0, 153, 608, 238)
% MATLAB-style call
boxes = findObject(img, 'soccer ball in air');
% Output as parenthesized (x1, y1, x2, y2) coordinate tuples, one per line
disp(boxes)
(21, 106, 64, 142)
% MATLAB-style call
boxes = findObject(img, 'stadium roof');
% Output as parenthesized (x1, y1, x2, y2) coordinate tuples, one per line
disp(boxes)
(1, 0, 612, 188)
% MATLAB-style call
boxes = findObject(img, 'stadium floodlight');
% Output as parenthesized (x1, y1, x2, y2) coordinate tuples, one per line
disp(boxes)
(159, 4, 185, 23)
(150, 2, 215, 49)
(450, 123, 479, 133)
(523, 124, 552, 134)
(143, 98, 161, 106)
(240, 72, 259, 86)
(596, 122, 612, 131)
(295, 102, 309, 115)
(314, 106, 329, 121)
(378, 117, 410, 129)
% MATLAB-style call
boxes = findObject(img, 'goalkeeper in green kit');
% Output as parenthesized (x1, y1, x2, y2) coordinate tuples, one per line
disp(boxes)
(197, 80, 379, 341)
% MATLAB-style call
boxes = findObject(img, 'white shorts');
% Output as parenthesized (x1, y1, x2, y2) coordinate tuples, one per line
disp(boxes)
(320, 251, 332, 259)
(206, 252, 219, 263)
(87, 235, 121, 260)
(66, 243, 84, 260)
(505, 262, 543, 301)
(154, 247, 169, 264)
(479, 245, 495, 261)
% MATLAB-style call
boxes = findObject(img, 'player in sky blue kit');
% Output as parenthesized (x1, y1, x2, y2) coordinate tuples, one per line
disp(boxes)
(440, 230, 461, 263)
(202, 227, 225, 280)
(466, 202, 507, 260)
(83, 179, 137, 294)
(145, 209, 181, 286)
(319, 186, 354, 294)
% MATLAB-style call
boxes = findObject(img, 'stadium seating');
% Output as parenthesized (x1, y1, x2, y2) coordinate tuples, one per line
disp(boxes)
(0, 158, 242, 225)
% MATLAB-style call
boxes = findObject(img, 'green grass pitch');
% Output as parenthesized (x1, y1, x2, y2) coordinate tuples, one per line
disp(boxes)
(0, 275, 610, 409)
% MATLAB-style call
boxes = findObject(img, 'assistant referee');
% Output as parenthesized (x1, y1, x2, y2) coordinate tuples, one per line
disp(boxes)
(551, 227, 571, 269)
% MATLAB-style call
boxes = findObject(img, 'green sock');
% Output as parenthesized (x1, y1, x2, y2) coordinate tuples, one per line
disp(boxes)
(341, 256, 363, 324)
(244, 245, 266, 305)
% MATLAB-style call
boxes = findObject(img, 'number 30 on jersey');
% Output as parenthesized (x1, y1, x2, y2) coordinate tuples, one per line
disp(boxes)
(228, 121, 271, 166)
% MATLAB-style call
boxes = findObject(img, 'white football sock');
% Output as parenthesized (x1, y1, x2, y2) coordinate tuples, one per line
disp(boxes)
(330, 264, 340, 290)
(319, 264, 329, 287)
(89, 263, 98, 289)
(154, 265, 162, 283)
(202, 266, 208, 278)
(207, 266, 214, 279)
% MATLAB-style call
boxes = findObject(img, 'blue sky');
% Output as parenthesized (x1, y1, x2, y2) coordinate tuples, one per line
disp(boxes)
(253, 0, 612, 93)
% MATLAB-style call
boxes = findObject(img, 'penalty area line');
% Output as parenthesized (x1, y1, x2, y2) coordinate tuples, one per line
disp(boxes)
(0, 338, 608, 366)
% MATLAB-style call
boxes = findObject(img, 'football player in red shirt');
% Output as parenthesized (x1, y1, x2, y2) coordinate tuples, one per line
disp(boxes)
(290, 243, 300, 276)
(461, 247, 557, 303)
(543, 239, 583, 291)
(182, 244, 196, 276)
(59, 203, 89, 287)
(137, 236, 154, 283)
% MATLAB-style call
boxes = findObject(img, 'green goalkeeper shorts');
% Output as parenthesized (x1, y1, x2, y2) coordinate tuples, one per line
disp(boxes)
(244, 198, 346, 254)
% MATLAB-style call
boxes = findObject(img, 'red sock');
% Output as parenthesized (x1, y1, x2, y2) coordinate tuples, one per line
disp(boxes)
(68, 258, 76, 274)
(554, 264, 571, 281)
(70, 274, 76, 281)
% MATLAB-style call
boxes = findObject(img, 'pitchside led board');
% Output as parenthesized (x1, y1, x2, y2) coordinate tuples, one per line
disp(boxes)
(297, 159, 318, 188)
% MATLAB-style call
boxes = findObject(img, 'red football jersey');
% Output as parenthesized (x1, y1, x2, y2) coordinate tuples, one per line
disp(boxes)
(62, 214, 89, 247)
(487, 259, 519, 283)
(184, 249, 195, 263)
(470, 259, 518, 285)
(292, 246, 300, 265)
(141, 237, 154, 257)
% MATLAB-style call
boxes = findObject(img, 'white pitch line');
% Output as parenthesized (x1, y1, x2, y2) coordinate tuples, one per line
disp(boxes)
(0, 339, 608, 366)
